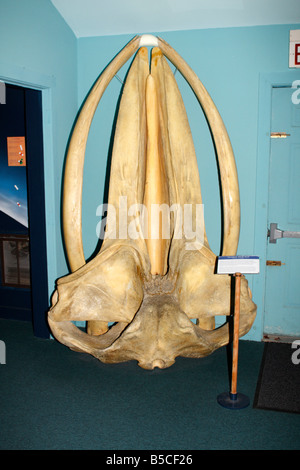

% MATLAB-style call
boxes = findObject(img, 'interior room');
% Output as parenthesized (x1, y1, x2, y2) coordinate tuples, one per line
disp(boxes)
(0, 0, 299, 451)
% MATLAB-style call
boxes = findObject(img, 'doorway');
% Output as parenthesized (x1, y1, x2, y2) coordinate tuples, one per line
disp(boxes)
(264, 85, 300, 339)
(254, 72, 300, 342)
(0, 83, 49, 338)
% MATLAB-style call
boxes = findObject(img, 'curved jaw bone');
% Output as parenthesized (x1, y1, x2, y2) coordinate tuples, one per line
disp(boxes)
(48, 39, 256, 369)
(49, 250, 256, 370)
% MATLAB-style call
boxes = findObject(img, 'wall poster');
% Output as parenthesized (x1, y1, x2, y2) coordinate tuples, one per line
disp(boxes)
(7, 136, 26, 166)
(0, 137, 28, 229)
(0, 235, 30, 287)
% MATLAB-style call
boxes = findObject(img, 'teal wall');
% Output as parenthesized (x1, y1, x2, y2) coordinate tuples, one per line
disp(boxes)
(0, 0, 78, 296)
(77, 24, 300, 340)
(1, 1, 299, 341)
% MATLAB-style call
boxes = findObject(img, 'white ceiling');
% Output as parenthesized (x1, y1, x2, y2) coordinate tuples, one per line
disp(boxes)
(51, 0, 300, 38)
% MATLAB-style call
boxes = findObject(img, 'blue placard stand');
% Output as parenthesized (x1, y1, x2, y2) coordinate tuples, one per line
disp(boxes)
(216, 256, 259, 410)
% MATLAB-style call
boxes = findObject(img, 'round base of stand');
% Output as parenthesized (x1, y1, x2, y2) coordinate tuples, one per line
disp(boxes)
(217, 392, 250, 410)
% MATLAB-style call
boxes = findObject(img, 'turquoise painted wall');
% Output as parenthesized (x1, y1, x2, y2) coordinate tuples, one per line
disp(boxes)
(1, 1, 299, 342)
(78, 24, 300, 340)
(0, 0, 78, 296)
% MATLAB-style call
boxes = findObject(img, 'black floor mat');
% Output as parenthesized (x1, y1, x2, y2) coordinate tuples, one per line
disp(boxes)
(253, 341, 300, 414)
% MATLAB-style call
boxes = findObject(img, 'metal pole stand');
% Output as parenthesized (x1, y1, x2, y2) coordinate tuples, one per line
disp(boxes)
(217, 273, 250, 410)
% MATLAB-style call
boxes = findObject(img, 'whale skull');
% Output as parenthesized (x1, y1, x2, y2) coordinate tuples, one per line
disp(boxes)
(48, 37, 256, 370)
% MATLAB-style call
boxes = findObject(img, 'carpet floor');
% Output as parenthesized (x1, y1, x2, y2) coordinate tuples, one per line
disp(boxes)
(254, 342, 300, 414)
(0, 319, 299, 450)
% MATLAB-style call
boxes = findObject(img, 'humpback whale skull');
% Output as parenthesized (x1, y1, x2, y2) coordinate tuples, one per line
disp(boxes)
(48, 36, 256, 370)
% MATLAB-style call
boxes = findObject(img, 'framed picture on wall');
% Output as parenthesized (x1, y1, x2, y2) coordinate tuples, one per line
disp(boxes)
(0, 235, 30, 287)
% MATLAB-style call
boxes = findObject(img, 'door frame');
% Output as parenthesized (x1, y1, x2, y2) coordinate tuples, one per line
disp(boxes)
(0, 63, 57, 337)
(253, 71, 300, 340)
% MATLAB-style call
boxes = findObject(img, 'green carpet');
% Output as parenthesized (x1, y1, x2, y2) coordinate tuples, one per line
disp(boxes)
(0, 319, 299, 450)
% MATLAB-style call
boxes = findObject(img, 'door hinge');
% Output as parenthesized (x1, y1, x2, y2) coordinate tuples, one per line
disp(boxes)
(266, 260, 285, 266)
(270, 132, 290, 138)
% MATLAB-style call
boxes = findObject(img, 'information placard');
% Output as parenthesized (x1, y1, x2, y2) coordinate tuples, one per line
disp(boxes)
(217, 256, 260, 274)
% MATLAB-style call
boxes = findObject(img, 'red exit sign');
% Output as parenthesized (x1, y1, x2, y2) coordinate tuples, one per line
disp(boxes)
(295, 43, 300, 65)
